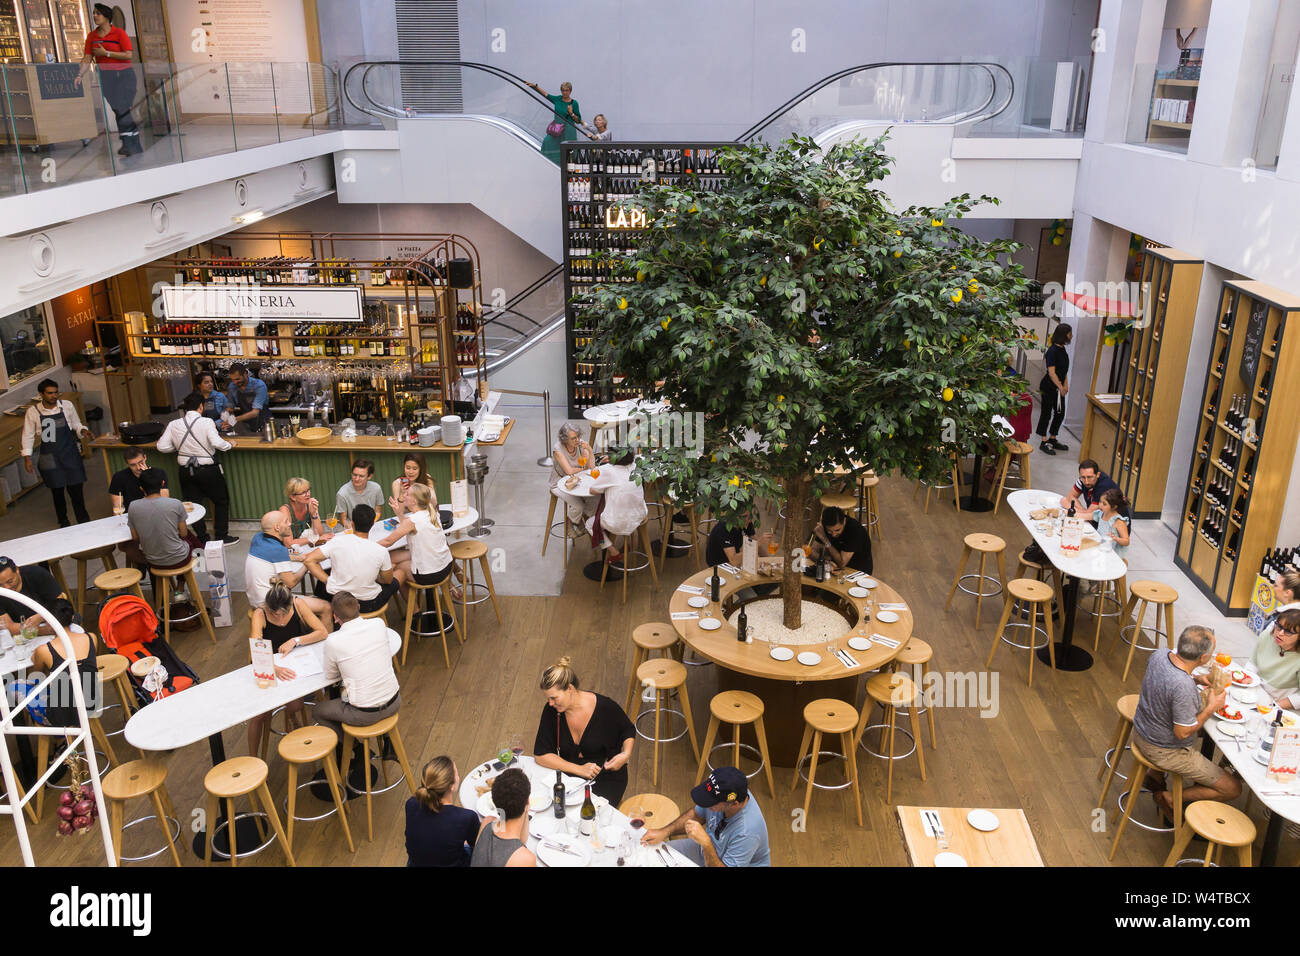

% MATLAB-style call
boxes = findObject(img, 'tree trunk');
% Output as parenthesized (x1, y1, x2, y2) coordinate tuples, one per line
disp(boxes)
(781, 475, 811, 630)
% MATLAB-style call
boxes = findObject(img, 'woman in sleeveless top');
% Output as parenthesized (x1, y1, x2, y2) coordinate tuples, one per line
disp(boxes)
(379, 482, 462, 602)
(279, 476, 325, 547)
(246, 581, 328, 756)
(28, 627, 96, 728)
(551, 423, 601, 531)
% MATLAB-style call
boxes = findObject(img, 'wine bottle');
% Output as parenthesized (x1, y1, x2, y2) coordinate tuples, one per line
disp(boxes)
(1207, 384, 1221, 415)
(553, 770, 566, 819)
(1232, 493, 1246, 523)
(580, 785, 595, 837)
(1214, 343, 1228, 375)
(737, 603, 748, 643)
(1258, 365, 1272, 401)
(1197, 425, 1213, 459)
(1226, 528, 1240, 560)
(710, 565, 720, 603)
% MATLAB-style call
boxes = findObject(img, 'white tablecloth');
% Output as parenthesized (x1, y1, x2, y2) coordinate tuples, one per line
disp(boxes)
(458, 755, 696, 867)
(1006, 489, 1128, 583)
(124, 626, 403, 752)
(582, 400, 669, 426)
(2, 504, 207, 567)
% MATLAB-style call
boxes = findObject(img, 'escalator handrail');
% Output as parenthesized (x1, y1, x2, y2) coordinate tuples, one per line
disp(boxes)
(343, 59, 587, 137)
(737, 60, 1013, 142)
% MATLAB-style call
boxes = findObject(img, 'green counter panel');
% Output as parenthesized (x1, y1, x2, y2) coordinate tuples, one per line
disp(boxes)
(103, 446, 455, 521)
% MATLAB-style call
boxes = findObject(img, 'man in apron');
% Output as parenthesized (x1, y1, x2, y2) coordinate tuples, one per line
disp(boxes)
(21, 380, 92, 527)
(223, 362, 269, 436)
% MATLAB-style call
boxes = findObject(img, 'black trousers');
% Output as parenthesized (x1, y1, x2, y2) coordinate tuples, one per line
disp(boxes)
(48, 483, 90, 527)
(1037, 387, 1065, 439)
(99, 68, 141, 153)
(313, 576, 399, 612)
(179, 462, 230, 541)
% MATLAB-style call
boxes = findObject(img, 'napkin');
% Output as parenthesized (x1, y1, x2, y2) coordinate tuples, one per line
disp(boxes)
(677, 584, 705, 594)
(671, 611, 700, 621)
(836, 649, 860, 669)
(871, 634, 901, 649)
(719, 563, 742, 575)
(878, 603, 908, 611)
(845, 571, 865, 582)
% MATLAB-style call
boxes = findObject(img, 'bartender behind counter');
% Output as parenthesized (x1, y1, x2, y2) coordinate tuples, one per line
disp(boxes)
(223, 362, 269, 435)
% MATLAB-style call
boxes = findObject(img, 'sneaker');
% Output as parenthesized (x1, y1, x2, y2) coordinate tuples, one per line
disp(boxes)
(1039, 441, 1056, 456)
(1049, 439, 1069, 451)
(221, 535, 240, 545)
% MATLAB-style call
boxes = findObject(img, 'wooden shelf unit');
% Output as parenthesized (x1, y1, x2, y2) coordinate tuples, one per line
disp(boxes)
(1145, 74, 1198, 146)
(1175, 280, 1300, 614)
(1110, 247, 1203, 516)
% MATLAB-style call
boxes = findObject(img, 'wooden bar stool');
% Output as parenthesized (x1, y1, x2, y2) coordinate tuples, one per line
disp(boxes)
(1109, 744, 1183, 860)
(859, 473, 881, 538)
(634, 658, 700, 787)
(600, 517, 660, 605)
(278, 725, 354, 855)
(695, 690, 776, 799)
(987, 578, 1055, 687)
(819, 491, 857, 514)
(33, 717, 116, 821)
(657, 494, 701, 573)
(102, 758, 182, 866)
(203, 756, 295, 865)
(94, 567, 145, 604)
(360, 600, 390, 624)
(1098, 694, 1140, 809)
(450, 538, 502, 640)
(1090, 575, 1129, 653)
(542, 489, 576, 559)
(792, 698, 862, 826)
(854, 675, 926, 803)
(339, 712, 417, 842)
(1014, 548, 1063, 619)
(1118, 581, 1178, 681)
(72, 545, 118, 617)
(624, 623, 680, 713)
(890, 638, 937, 750)
(97, 653, 136, 745)
(944, 533, 1007, 629)
(402, 577, 459, 668)
(1164, 801, 1255, 867)
(152, 556, 216, 645)
(618, 792, 680, 828)
(991, 440, 1033, 515)
(911, 454, 962, 514)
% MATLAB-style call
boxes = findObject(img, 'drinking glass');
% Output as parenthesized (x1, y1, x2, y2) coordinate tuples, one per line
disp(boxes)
(498, 744, 514, 766)
(290, 414, 301, 433)
(509, 732, 524, 764)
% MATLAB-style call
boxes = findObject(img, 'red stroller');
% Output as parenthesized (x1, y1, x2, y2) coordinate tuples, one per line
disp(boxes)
(98, 595, 200, 708)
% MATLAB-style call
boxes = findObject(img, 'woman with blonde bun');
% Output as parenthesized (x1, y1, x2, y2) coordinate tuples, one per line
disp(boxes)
(405, 756, 480, 866)
(533, 656, 635, 804)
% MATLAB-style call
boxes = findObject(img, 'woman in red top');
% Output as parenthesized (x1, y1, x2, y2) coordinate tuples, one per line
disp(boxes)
(75, 4, 141, 156)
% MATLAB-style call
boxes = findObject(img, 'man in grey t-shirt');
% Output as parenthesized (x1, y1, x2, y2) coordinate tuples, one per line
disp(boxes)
(335, 459, 385, 519)
(1132, 625, 1241, 821)
(126, 469, 200, 569)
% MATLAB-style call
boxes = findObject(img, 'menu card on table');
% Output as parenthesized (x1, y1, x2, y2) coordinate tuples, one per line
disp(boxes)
(1060, 517, 1084, 554)
(450, 479, 469, 517)
(742, 536, 757, 575)
(1268, 727, 1300, 784)
(251, 638, 276, 689)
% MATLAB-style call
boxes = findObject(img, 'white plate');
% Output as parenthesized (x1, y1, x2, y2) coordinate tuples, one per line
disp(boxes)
(1230, 671, 1257, 688)
(699, 618, 722, 631)
(769, 646, 795, 661)
(848, 587, 870, 598)
(934, 851, 968, 867)
(796, 651, 822, 666)
(1216, 722, 1244, 737)
(859, 578, 879, 589)
(1255, 748, 1272, 766)
(1230, 688, 1258, 705)
(966, 809, 1000, 832)
(1215, 708, 1247, 723)
(476, 792, 497, 818)
(536, 833, 593, 868)
(528, 811, 563, 838)
(848, 636, 871, 651)
(875, 610, 900, 623)
(687, 595, 709, 609)
(529, 789, 553, 813)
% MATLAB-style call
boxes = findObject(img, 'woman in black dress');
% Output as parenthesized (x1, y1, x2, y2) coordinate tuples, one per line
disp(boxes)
(246, 580, 328, 756)
(533, 657, 635, 805)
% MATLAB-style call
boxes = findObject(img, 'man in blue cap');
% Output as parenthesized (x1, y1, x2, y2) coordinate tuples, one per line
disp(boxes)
(640, 766, 770, 867)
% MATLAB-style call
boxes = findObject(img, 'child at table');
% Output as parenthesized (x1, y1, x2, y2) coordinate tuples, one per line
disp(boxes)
(1095, 488, 1130, 559)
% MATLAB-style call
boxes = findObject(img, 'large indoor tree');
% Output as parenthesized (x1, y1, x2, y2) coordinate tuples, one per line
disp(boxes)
(578, 134, 1030, 628)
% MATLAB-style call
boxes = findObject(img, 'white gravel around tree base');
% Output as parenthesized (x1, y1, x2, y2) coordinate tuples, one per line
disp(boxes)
(726, 598, 852, 646)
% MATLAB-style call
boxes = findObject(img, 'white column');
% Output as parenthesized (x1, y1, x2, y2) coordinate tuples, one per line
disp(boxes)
(1186, 0, 1281, 168)
(1275, 67, 1300, 182)
(1086, 0, 1168, 145)
(1061, 216, 1130, 437)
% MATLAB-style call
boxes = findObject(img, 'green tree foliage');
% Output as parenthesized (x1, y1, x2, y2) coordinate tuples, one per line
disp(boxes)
(578, 134, 1030, 626)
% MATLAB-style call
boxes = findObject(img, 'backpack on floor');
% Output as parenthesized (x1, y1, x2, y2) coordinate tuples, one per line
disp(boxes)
(98, 595, 200, 708)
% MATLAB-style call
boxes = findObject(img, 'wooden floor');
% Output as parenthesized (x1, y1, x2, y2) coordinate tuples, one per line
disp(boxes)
(2, 476, 1285, 867)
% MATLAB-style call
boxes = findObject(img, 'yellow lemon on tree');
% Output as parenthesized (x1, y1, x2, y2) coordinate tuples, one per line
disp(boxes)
(636, 270, 645, 282)
(661, 318, 671, 330)
(951, 289, 963, 303)
(777, 395, 784, 403)
(896, 229, 902, 236)
(759, 275, 767, 287)
(942, 387, 954, 402)
(1103, 335, 1115, 346)
(903, 339, 912, 350)
(729, 475, 740, 487)
(932, 218, 944, 227)
(688, 205, 698, 213)
(813, 237, 823, 250)
(618, 297, 628, 310)
(968, 280, 978, 293)
(960, 334, 968, 343)
(894, 250, 902, 258)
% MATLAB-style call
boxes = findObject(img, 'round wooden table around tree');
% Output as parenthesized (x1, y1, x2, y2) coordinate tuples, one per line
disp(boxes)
(669, 566, 910, 766)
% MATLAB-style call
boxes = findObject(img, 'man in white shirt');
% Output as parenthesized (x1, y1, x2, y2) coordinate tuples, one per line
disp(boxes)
(313, 592, 401, 774)
(156, 392, 236, 544)
(301, 504, 398, 614)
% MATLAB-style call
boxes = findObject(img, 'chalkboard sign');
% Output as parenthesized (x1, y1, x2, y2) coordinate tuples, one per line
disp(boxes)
(1240, 298, 1269, 386)
(35, 63, 85, 101)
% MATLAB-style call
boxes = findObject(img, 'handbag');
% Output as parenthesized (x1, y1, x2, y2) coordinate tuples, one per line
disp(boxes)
(546, 120, 566, 138)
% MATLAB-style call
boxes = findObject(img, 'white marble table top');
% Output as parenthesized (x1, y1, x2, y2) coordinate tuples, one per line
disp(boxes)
(2, 504, 207, 567)
(123, 623, 402, 752)
(1006, 489, 1128, 583)
(582, 400, 669, 425)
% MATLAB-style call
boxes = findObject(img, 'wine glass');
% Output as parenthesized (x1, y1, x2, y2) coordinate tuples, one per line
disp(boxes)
(509, 732, 524, 765)
(325, 511, 340, 535)
(497, 743, 514, 767)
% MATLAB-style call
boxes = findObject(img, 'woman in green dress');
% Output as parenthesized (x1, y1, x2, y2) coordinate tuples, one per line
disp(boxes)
(528, 79, 580, 165)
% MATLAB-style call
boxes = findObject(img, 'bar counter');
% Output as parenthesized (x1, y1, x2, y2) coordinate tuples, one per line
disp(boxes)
(91, 434, 463, 522)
